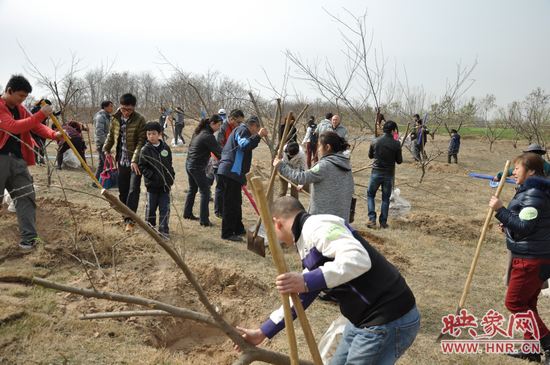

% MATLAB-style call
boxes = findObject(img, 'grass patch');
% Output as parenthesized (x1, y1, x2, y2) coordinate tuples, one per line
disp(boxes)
(458, 127, 516, 139)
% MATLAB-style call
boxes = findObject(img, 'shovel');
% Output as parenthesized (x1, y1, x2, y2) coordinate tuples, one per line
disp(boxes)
(246, 103, 309, 256)
(436, 160, 510, 342)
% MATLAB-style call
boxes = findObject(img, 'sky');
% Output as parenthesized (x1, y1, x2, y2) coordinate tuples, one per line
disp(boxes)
(0, 0, 549, 107)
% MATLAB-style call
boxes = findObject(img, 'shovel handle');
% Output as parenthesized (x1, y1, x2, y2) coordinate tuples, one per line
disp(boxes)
(278, 173, 310, 198)
(457, 160, 510, 310)
(249, 177, 322, 365)
(44, 103, 102, 189)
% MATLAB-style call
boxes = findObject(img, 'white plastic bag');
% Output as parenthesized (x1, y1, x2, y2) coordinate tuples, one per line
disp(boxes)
(318, 315, 349, 364)
(3, 189, 15, 213)
(171, 138, 184, 147)
(62, 149, 81, 169)
(389, 188, 411, 216)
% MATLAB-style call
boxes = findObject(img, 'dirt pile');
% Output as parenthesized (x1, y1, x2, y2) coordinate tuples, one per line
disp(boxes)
(395, 212, 487, 241)
(356, 230, 411, 271)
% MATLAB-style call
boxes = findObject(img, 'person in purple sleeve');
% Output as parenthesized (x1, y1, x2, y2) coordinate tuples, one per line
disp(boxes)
(236, 196, 420, 364)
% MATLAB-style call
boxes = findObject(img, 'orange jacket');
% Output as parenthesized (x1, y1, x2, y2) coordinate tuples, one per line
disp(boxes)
(0, 98, 57, 165)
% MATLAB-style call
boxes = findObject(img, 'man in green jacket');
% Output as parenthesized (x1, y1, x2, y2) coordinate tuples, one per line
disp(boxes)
(103, 93, 147, 232)
(494, 143, 550, 181)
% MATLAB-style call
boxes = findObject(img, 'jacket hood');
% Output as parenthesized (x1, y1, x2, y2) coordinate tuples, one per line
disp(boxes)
(322, 152, 352, 171)
(523, 176, 550, 193)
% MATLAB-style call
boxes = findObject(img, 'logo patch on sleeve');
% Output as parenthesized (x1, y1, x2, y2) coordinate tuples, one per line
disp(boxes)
(519, 207, 538, 221)
(326, 225, 347, 241)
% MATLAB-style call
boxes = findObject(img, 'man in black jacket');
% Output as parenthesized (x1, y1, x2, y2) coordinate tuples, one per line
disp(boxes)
(217, 116, 267, 241)
(367, 121, 403, 229)
(138, 122, 175, 238)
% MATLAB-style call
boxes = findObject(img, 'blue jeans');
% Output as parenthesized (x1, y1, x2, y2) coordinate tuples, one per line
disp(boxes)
(331, 305, 420, 365)
(367, 171, 393, 224)
(145, 191, 170, 235)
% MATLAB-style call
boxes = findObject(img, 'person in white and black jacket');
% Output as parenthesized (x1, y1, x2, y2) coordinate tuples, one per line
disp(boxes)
(138, 122, 175, 238)
(236, 197, 420, 364)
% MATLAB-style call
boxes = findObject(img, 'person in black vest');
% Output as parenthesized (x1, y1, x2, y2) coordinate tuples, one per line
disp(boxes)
(236, 197, 420, 364)
(184, 115, 223, 226)
(217, 116, 267, 241)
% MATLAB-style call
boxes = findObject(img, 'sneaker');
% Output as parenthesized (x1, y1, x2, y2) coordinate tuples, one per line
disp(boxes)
(184, 215, 199, 221)
(19, 237, 43, 250)
(380, 223, 389, 229)
(125, 223, 135, 232)
(367, 221, 377, 229)
(223, 235, 243, 242)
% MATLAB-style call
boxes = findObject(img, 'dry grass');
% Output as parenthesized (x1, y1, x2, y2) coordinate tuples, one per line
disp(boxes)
(0, 131, 545, 364)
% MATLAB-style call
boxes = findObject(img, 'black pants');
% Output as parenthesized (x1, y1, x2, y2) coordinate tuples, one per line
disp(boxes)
(117, 164, 142, 222)
(214, 167, 223, 216)
(94, 143, 105, 181)
(57, 137, 86, 168)
(184, 166, 211, 224)
(219, 175, 244, 238)
(448, 153, 458, 164)
(174, 124, 185, 144)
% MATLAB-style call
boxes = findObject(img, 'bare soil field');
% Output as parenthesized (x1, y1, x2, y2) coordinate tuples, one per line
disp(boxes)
(0, 130, 546, 365)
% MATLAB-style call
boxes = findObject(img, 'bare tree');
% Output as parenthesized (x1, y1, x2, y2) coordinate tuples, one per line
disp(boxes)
(504, 88, 550, 151)
(477, 94, 507, 151)
(20, 45, 84, 122)
(286, 8, 389, 147)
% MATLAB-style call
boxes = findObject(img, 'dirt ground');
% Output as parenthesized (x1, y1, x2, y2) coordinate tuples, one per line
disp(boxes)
(0, 129, 546, 365)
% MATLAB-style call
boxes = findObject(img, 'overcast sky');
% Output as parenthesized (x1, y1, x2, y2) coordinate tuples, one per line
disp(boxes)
(1, 0, 548, 107)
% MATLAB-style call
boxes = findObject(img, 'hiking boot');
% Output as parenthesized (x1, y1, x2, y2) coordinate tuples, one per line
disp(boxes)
(184, 215, 199, 221)
(506, 352, 541, 362)
(380, 222, 389, 229)
(367, 221, 377, 229)
(19, 237, 43, 250)
(125, 223, 135, 233)
(224, 235, 243, 242)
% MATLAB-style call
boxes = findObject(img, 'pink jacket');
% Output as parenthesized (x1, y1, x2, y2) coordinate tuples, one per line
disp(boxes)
(0, 98, 57, 166)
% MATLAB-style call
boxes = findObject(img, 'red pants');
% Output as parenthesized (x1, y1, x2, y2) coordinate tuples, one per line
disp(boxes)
(505, 257, 550, 340)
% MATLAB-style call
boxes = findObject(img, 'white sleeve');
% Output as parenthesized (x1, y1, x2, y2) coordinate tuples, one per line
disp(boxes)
(302, 224, 371, 291)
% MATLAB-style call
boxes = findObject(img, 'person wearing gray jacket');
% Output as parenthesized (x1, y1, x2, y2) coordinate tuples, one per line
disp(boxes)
(274, 131, 354, 222)
(93, 100, 113, 182)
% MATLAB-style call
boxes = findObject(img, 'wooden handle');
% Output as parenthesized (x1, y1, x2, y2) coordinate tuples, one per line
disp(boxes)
(44, 103, 103, 189)
(249, 178, 298, 365)
(250, 177, 322, 365)
(457, 160, 511, 310)
(278, 173, 311, 198)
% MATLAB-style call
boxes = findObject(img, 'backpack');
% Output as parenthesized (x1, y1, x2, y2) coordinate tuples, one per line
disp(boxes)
(99, 155, 118, 189)
(310, 125, 318, 147)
